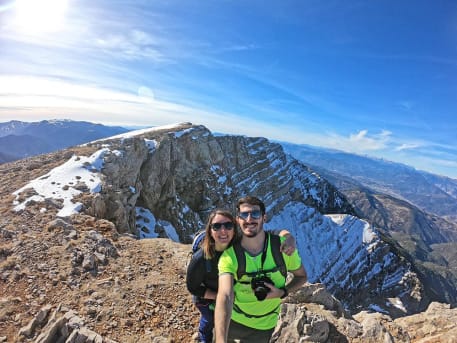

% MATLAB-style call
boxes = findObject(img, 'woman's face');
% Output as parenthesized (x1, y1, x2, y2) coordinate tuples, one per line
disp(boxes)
(210, 214, 235, 251)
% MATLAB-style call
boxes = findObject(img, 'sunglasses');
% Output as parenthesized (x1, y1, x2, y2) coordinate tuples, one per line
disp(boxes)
(238, 210, 262, 220)
(211, 221, 234, 231)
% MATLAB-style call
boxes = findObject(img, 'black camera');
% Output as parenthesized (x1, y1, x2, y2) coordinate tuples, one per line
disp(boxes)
(251, 275, 273, 301)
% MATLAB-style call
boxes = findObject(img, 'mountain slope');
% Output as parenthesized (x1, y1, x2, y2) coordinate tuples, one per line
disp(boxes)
(0, 134, 54, 158)
(0, 119, 129, 161)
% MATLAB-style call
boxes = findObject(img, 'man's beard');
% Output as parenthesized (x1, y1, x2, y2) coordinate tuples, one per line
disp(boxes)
(244, 230, 258, 238)
(242, 223, 262, 237)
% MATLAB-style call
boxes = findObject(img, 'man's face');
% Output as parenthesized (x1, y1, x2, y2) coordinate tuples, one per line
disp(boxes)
(237, 204, 265, 238)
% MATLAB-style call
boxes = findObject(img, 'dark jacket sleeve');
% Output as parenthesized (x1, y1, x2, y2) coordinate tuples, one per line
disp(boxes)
(186, 249, 207, 298)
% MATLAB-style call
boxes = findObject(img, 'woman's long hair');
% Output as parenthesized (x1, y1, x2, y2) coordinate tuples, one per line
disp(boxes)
(202, 209, 238, 259)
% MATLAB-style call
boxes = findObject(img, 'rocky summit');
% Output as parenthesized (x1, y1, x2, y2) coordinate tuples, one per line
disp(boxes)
(1, 122, 456, 342)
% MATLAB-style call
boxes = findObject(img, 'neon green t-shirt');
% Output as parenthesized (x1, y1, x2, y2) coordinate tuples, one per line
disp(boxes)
(218, 235, 302, 330)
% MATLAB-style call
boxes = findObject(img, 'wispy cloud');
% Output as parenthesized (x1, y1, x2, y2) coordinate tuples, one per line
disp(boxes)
(395, 143, 421, 151)
(348, 130, 391, 150)
(311, 129, 393, 153)
(94, 30, 166, 62)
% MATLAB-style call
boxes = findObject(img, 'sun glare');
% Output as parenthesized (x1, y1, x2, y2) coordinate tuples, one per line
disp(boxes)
(14, 0, 68, 33)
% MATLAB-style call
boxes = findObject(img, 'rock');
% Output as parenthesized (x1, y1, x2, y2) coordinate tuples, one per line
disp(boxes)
(18, 304, 52, 338)
(394, 302, 457, 342)
(82, 254, 96, 271)
(273, 303, 331, 342)
(46, 218, 74, 233)
(289, 283, 347, 317)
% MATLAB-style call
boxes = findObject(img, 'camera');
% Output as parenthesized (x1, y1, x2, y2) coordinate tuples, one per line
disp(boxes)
(251, 275, 273, 301)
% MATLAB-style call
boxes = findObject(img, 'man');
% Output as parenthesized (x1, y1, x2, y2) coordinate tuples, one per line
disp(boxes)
(215, 196, 307, 342)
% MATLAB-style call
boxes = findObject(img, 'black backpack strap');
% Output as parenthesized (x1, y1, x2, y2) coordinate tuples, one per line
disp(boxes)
(204, 258, 212, 273)
(269, 233, 287, 279)
(233, 241, 246, 280)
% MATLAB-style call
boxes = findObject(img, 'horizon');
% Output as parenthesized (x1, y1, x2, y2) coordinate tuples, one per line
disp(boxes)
(1, 1, 456, 178)
(2, 118, 455, 181)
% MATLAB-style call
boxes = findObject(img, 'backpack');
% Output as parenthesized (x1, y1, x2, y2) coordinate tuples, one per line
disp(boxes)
(188, 230, 212, 273)
(192, 229, 206, 253)
(233, 232, 287, 280)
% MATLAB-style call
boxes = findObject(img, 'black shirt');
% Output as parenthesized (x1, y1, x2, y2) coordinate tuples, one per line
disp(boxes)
(186, 249, 223, 302)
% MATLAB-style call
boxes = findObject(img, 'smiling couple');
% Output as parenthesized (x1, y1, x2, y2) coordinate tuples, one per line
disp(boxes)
(186, 195, 307, 343)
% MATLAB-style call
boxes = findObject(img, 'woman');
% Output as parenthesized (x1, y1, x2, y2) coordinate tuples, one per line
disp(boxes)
(186, 209, 295, 343)
(186, 209, 237, 343)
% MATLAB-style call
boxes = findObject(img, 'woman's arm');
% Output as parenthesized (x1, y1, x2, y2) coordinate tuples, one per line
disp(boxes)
(277, 229, 296, 256)
(186, 250, 208, 298)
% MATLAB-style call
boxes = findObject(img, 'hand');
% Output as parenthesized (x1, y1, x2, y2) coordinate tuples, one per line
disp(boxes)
(263, 282, 285, 299)
(280, 233, 296, 256)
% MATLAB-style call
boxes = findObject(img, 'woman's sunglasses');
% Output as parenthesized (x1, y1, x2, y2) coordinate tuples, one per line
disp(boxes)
(211, 222, 234, 231)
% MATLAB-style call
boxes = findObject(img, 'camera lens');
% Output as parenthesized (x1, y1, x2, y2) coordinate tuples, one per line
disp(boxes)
(254, 286, 268, 300)
(251, 275, 273, 301)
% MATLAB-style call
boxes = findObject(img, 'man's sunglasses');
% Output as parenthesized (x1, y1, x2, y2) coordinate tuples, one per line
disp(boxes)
(211, 222, 234, 231)
(238, 210, 262, 220)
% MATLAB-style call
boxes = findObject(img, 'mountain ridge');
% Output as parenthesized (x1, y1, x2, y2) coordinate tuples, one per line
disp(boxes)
(1, 123, 456, 342)
(9, 123, 445, 313)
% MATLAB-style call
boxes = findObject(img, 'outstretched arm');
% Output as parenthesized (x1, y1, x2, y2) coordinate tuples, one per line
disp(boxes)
(214, 273, 234, 343)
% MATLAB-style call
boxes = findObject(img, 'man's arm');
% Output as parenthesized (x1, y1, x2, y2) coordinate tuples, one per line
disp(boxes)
(265, 264, 307, 300)
(214, 273, 234, 343)
(283, 264, 307, 297)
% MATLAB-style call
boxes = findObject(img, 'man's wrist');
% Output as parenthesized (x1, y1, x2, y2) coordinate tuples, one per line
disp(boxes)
(280, 287, 288, 299)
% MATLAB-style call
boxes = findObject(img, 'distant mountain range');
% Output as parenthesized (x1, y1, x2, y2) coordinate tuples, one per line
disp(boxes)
(0, 119, 129, 163)
(280, 142, 457, 223)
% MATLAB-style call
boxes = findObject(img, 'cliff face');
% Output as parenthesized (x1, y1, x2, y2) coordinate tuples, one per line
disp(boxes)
(11, 123, 429, 318)
(91, 123, 353, 240)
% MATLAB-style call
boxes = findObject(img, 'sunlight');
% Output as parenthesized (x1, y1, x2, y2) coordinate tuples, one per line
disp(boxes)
(14, 0, 68, 33)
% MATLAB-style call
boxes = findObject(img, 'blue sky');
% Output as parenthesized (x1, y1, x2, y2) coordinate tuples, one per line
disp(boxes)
(1, 0, 456, 178)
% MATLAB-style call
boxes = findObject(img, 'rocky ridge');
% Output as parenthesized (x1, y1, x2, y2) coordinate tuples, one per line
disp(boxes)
(1, 123, 456, 342)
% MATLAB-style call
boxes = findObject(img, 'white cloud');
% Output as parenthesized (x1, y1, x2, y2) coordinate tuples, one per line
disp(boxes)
(322, 129, 392, 153)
